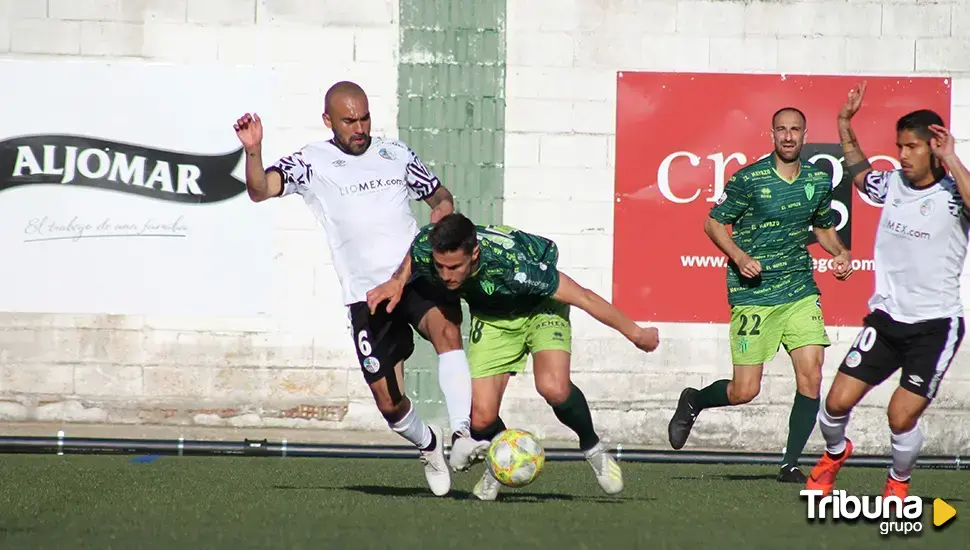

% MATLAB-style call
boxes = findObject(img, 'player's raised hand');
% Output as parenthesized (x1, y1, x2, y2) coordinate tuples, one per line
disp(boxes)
(234, 113, 263, 151)
(839, 81, 866, 121)
(366, 278, 405, 314)
(832, 251, 853, 281)
(929, 124, 956, 159)
(631, 326, 660, 353)
(735, 253, 762, 279)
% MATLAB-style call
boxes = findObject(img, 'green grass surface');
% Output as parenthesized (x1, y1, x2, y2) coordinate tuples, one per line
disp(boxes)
(0, 454, 965, 549)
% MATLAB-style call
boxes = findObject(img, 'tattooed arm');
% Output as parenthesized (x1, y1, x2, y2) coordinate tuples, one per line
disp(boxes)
(837, 82, 873, 193)
(424, 186, 455, 223)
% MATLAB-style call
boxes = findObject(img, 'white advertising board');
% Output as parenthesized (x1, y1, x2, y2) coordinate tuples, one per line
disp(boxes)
(0, 60, 275, 317)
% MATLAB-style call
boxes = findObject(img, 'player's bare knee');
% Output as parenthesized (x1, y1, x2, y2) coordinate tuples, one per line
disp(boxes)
(730, 380, 761, 404)
(533, 371, 570, 406)
(471, 404, 497, 432)
(887, 408, 919, 435)
(434, 318, 462, 352)
(824, 394, 853, 417)
(795, 370, 822, 397)
(421, 309, 462, 353)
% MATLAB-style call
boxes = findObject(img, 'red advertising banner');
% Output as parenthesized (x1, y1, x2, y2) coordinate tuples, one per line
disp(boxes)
(613, 72, 951, 326)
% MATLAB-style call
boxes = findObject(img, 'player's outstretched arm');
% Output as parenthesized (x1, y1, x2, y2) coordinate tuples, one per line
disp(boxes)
(234, 113, 283, 202)
(366, 251, 413, 314)
(837, 82, 873, 193)
(552, 272, 659, 352)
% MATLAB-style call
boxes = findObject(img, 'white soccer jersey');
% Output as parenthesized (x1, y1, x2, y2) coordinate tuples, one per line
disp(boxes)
(269, 137, 440, 306)
(863, 169, 970, 323)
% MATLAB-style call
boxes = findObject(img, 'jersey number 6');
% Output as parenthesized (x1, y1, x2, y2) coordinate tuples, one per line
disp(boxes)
(357, 330, 372, 356)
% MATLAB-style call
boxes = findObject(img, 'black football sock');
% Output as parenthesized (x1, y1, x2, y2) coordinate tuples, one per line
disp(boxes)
(782, 392, 820, 467)
(551, 383, 600, 452)
(693, 379, 732, 410)
(470, 417, 506, 442)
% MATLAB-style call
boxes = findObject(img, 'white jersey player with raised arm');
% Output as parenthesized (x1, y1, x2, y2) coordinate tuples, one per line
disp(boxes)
(863, 169, 970, 323)
(269, 137, 438, 306)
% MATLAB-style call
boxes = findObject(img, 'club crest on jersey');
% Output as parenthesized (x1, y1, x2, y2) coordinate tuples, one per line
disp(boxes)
(480, 280, 495, 295)
(362, 357, 380, 373)
(804, 182, 815, 201)
(920, 198, 935, 216)
(378, 148, 396, 161)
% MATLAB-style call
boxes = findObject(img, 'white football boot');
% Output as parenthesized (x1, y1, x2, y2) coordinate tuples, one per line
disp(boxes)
(418, 425, 451, 496)
(449, 429, 490, 472)
(585, 441, 623, 495)
(471, 465, 501, 501)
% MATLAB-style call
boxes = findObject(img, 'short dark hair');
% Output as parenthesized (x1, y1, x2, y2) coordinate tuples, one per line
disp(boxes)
(772, 107, 806, 128)
(896, 109, 945, 141)
(429, 213, 477, 255)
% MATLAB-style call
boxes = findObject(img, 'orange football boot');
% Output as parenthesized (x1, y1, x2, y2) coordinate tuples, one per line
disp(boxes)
(883, 475, 910, 499)
(806, 439, 854, 496)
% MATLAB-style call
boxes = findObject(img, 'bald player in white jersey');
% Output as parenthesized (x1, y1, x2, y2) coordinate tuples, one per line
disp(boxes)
(232, 81, 478, 497)
(806, 81, 970, 500)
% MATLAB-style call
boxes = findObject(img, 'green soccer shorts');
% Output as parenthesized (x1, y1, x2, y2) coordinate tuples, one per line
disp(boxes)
(466, 300, 572, 379)
(729, 293, 830, 366)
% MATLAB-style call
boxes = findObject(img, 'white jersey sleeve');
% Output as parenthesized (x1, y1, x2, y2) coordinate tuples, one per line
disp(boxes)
(863, 170, 890, 204)
(403, 145, 440, 201)
(268, 148, 312, 197)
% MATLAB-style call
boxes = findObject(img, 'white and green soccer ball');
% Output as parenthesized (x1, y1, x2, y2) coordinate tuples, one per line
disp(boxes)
(486, 428, 546, 488)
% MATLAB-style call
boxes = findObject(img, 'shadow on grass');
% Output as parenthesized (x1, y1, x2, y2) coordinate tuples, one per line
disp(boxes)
(274, 484, 653, 504)
(671, 474, 778, 482)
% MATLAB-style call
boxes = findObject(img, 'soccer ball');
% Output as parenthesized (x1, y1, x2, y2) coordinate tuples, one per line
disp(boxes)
(485, 428, 545, 488)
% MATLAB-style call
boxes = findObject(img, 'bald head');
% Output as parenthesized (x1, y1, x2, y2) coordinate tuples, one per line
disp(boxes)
(771, 106, 806, 163)
(325, 81, 366, 115)
(323, 81, 371, 155)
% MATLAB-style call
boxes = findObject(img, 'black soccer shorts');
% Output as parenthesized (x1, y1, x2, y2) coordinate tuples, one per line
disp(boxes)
(348, 277, 460, 385)
(838, 309, 965, 400)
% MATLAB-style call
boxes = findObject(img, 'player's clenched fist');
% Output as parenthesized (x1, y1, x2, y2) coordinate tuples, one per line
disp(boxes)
(234, 113, 263, 151)
(631, 326, 660, 353)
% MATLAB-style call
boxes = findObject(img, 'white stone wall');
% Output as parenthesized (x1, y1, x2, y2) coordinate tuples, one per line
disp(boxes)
(2, 0, 970, 455)
(501, 0, 970, 454)
(0, 0, 402, 431)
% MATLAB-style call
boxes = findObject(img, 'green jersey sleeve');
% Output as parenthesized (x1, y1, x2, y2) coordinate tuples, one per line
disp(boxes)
(812, 180, 835, 229)
(409, 224, 436, 280)
(709, 172, 750, 225)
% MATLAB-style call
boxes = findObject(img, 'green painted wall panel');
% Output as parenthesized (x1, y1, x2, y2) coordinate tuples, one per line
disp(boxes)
(397, 0, 506, 427)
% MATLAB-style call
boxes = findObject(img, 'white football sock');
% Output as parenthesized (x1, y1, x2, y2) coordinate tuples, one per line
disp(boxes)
(437, 350, 472, 434)
(889, 423, 924, 482)
(818, 406, 849, 455)
(390, 404, 434, 450)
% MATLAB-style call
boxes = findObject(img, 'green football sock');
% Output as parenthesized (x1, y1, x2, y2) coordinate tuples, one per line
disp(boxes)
(551, 384, 600, 452)
(694, 379, 732, 410)
(782, 392, 820, 466)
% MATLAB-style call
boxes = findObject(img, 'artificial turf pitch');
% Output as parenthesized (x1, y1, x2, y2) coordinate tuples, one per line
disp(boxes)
(0, 454, 964, 549)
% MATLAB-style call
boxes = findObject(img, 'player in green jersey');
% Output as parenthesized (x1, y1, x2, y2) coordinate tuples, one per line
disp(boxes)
(366, 213, 660, 501)
(667, 107, 854, 483)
